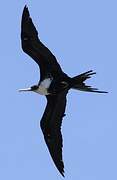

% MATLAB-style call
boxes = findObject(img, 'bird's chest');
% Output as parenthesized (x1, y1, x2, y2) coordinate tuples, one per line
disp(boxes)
(36, 78, 52, 95)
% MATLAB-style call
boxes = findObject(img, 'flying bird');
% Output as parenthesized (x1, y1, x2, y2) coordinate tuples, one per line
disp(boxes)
(20, 6, 107, 177)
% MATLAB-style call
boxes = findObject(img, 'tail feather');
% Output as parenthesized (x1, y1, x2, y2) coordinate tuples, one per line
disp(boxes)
(72, 70, 108, 93)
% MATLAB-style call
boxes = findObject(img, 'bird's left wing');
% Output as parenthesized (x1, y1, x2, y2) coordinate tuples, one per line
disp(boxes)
(21, 6, 63, 80)
(40, 90, 68, 177)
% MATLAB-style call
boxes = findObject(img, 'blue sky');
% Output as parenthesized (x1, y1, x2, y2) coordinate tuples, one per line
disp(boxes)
(0, 0, 116, 179)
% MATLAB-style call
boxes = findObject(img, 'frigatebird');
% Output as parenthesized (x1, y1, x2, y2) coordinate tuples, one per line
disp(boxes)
(19, 6, 107, 177)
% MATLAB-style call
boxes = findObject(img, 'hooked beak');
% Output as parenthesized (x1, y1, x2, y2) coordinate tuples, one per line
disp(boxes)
(18, 87, 32, 92)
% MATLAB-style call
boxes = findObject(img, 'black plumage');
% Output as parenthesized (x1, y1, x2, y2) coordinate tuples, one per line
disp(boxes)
(40, 91, 68, 176)
(21, 6, 67, 82)
(20, 5, 108, 177)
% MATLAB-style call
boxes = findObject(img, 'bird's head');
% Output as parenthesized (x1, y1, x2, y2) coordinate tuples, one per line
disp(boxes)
(19, 85, 39, 93)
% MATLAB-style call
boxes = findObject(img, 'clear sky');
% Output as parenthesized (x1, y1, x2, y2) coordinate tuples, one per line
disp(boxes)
(0, 0, 116, 179)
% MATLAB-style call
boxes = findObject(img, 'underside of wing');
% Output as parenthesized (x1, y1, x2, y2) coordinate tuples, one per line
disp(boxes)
(40, 90, 68, 176)
(21, 6, 63, 80)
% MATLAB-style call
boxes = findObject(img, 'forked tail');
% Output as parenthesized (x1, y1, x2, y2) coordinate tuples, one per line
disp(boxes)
(72, 70, 108, 93)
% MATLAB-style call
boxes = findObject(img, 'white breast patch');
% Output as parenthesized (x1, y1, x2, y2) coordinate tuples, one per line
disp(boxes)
(40, 78, 52, 88)
(36, 78, 52, 95)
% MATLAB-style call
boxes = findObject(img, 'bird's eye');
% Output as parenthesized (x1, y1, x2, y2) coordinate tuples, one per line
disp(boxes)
(31, 85, 38, 90)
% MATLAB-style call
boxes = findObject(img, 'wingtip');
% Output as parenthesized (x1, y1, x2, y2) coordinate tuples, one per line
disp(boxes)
(59, 169, 65, 177)
(22, 5, 30, 25)
(24, 4, 28, 10)
(23, 5, 30, 16)
(61, 173, 65, 177)
(58, 163, 65, 177)
(62, 172, 65, 178)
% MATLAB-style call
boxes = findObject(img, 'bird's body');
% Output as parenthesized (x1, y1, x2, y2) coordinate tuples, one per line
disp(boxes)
(20, 6, 107, 177)
(37, 78, 53, 95)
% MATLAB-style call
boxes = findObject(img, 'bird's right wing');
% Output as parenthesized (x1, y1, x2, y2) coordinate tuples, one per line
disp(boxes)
(21, 6, 63, 80)
(40, 90, 68, 177)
